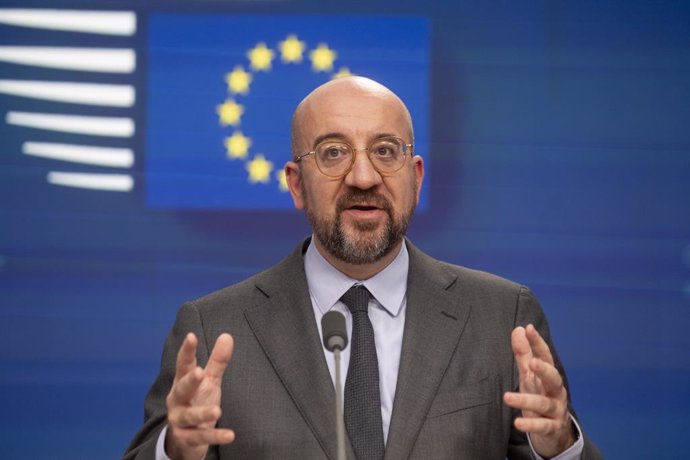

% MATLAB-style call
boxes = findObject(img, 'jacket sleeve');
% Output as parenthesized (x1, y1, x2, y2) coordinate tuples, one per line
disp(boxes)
(121, 301, 218, 460)
(507, 286, 604, 460)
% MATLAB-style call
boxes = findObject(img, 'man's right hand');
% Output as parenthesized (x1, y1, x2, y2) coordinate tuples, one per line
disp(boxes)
(165, 332, 235, 460)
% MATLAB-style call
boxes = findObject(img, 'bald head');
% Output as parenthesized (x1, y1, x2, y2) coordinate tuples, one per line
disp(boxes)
(290, 76, 413, 159)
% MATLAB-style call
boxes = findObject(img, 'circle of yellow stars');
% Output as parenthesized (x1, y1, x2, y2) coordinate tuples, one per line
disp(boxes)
(216, 34, 354, 191)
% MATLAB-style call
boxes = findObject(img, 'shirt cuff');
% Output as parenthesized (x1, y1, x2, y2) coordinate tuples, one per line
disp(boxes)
(155, 425, 173, 460)
(528, 414, 585, 460)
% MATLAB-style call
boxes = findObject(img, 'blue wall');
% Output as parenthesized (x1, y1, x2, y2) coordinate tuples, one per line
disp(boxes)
(1, 1, 689, 458)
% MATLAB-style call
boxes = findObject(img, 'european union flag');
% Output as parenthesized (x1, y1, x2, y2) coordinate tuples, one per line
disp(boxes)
(146, 14, 430, 210)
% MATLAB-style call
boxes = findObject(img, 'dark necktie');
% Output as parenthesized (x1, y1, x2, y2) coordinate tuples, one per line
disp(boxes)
(341, 285, 385, 460)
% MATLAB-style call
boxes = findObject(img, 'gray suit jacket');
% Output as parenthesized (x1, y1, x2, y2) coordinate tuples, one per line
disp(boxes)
(124, 238, 602, 459)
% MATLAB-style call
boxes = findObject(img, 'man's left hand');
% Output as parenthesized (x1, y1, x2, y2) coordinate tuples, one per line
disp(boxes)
(503, 324, 576, 458)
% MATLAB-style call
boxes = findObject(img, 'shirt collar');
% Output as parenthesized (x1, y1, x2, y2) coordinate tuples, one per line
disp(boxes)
(304, 236, 409, 317)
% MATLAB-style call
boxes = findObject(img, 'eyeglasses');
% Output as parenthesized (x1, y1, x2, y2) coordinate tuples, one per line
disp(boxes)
(294, 136, 413, 178)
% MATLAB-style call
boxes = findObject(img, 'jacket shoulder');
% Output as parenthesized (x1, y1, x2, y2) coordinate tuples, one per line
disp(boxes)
(407, 240, 526, 297)
(186, 239, 308, 313)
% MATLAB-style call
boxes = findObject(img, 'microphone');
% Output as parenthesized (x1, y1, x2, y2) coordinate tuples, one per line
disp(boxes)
(322, 310, 348, 352)
(321, 311, 348, 460)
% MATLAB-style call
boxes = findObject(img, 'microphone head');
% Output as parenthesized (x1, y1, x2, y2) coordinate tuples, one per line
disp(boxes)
(321, 310, 348, 351)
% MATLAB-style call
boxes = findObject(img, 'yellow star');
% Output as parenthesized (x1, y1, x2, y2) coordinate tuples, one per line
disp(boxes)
(278, 34, 306, 63)
(216, 99, 244, 126)
(246, 154, 274, 184)
(332, 67, 353, 79)
(225, 66, 252, 94)
(276, 169, 288, 192)
(224, 131, 251, 159)
(247, 42, 275, 71)
(309, 43, 337, 72)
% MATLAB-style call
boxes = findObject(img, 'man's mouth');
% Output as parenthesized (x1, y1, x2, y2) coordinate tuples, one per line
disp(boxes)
(342, 204, 386, 224)
(347, 203, 380, 212)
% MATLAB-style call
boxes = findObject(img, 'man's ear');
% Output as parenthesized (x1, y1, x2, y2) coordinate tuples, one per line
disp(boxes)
(412, 155, 425, 205)
(285, 161, 305, 210)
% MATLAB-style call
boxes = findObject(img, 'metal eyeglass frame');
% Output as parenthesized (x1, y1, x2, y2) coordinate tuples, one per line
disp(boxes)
(294, 136, 414, 178)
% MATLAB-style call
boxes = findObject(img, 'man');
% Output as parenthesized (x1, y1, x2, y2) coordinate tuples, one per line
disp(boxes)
(124, 77, 602, 459)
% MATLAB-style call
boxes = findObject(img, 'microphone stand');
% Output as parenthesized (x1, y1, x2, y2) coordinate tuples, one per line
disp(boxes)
(321, 311, 348, 460)
(334, 347, 345, 460)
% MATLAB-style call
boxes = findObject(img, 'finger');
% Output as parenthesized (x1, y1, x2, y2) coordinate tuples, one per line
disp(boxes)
(170, 366, 204, 406)
(205, 333, 234, 380)
(513, 415, 568, 436)
(529, 357, 565, 397)
(175, 333, 199, 382)
(503, 392, 564, 418)
(511, 327, 533, 376)
(169, 405, 222, 429)
(525, 324, 555, 366)
(173, 426, 236, 447)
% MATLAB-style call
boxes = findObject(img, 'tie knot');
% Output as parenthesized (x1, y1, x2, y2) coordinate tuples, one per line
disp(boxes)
(340, 285, 371, 314)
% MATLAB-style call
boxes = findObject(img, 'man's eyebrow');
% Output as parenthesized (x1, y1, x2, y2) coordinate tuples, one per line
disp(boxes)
(312, 132, 347, 147)
(312, 132, 403, 148)
(374, 132, 403, 141)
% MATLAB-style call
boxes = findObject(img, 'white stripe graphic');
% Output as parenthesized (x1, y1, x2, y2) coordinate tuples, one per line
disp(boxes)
(0, 47, 135, 73)
(0, 80, 134, 107)
(7, 111, 134, 137)
(47, 172, 134, 191)
(23, 142, 134, 168)
(0, 9, 136, 36)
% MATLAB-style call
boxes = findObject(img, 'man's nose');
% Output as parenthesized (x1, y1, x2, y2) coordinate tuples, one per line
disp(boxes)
(343, 150, 383, 189)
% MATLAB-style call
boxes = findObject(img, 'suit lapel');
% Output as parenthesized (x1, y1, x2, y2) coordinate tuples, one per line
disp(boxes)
(243, 241, 347, 460)
(385, 241, 472, 459)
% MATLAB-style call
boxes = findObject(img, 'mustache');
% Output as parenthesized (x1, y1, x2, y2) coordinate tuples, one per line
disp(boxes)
(335, 189, 393, 214)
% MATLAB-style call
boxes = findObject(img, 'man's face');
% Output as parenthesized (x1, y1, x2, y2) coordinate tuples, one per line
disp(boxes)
(287, 79, 424, 265)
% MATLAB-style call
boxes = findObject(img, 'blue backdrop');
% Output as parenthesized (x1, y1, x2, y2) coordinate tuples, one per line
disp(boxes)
(1, 1, 689, 459)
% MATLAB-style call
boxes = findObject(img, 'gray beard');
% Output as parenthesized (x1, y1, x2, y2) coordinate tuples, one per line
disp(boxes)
(304, 187, 414, 265)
